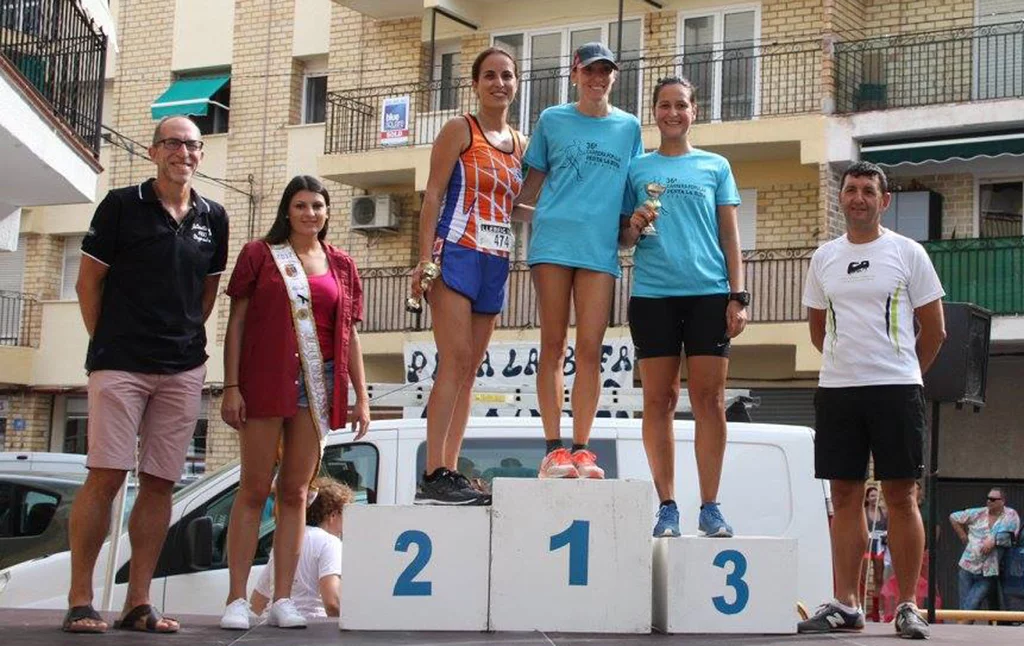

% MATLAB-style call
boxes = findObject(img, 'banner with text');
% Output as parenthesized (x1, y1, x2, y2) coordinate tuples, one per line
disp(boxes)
(380, 95, 409, 146)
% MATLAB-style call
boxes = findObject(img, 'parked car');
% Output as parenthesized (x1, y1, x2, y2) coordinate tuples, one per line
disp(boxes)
(0, 417, 832, 615)
(0, 452, 87, 475)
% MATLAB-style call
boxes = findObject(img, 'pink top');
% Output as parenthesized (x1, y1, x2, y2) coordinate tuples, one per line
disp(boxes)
(309, 271, 339, 361)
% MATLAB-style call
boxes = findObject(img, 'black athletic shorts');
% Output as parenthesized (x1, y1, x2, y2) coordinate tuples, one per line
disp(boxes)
(813, 385, 926, 481)
(628, 294, 731, 360)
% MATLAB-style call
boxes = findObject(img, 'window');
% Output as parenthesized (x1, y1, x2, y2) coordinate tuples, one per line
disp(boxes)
(0, 482, 60, 538)
(738, 188, 757, 249)
(174, 71, 230, 135)
(61, 235, 84, 300)
(184, 418, 207, 480)
(429, 43, 461, 112)
(322, 442, 379, 505)
(63, 396, 88, 455)
(494, 19, 643, 133)
(0, 234, 26, 345)
(416, 438, 618, 491)
(680, 6, 759, 121)
(980, 181, 1023, 237)
(303, 74, 327, 124)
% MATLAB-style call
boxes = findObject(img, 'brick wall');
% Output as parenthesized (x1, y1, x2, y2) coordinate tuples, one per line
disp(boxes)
(757, 182, 821, 248)
(820, 163, 845, 240)
(19, 234, 63, 346)
(763, 0, 825, 41)
(644, 11, 676, 60)
(863, 0, 973, 36)
(204, 394, 237, 471)
(2, 392, 52, 451)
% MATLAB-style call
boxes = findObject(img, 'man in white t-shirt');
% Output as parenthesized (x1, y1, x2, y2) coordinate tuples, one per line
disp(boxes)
(249, 478, 353, 621)
(797, 161, 946, 640)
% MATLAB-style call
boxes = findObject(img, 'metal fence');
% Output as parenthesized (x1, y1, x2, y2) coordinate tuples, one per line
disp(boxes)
(835, 21, 1024, 113)
(924, 236, 1024, 316)
(0, 0, 108, 155)
(357, 247, 817, 334)
(326, 39, 822, 154)
(0, 290, 38, 347)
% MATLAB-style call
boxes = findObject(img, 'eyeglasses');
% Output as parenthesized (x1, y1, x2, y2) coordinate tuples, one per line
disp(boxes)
(987, 497, 1002, 502)
(155, 138, 204, 152)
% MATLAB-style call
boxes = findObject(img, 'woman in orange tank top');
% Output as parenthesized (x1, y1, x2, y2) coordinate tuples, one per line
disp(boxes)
(409, 47, 526, 505)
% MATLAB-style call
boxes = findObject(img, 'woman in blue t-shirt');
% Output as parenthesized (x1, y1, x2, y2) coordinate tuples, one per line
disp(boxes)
(517, 42, 643, 481)
(620, 77, 748, 539)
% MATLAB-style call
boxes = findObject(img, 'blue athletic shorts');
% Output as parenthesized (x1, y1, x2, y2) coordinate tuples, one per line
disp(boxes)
(438, 241, 509, 315)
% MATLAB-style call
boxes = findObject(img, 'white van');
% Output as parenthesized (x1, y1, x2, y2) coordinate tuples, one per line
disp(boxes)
(0, 418, 831, 615)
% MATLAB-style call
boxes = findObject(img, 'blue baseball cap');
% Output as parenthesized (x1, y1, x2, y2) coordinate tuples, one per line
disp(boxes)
(572, 42, 618, 70)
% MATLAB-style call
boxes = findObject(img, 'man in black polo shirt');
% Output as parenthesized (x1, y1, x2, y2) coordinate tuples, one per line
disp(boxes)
(63, 116, 228, 634)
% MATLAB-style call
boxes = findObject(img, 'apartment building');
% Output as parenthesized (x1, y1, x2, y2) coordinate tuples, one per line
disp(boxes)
(0, 0, 1021, 489)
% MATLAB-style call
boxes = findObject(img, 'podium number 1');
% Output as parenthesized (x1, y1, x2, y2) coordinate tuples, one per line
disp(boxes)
(712, 549, 749, 614)
(393, 530, 432, 596)
(549, 520, 590, 586)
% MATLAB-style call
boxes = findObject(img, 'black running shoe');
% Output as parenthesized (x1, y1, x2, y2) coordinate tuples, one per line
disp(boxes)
(414, 469, 482, 506)
(894, 603, 930, 640)
(796, 601, 865, 634)
(448, 471, 491, 506)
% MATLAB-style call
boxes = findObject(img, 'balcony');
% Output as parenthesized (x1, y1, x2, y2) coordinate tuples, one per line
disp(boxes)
(0, 290, 38, 347)
(325, 39, 823, 156)
(835, 21, 1024, 114)
(354, 238, 1024, 335)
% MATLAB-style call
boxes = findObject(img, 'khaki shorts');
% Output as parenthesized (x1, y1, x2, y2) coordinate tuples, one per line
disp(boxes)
(86, 364, 206, 483)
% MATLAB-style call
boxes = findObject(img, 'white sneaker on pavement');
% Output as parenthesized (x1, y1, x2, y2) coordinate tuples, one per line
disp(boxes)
(220, 598, 257, 630)
(267, 598, 307, 629)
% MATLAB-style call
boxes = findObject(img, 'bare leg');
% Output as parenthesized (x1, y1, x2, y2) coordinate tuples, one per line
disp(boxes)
(881, 479, 924, 606)
(831, 480, 869, 608)
(639, 356, 681, 502)
(273, 411, 322, 599)
(424, 279, 475, 473)
(687, 356, 729, 504)
(66, 467, 126, 630)
(121, 472, 178, 630)
(224, 417, 283, 604)
(532, 264, 574, 442)
(443, 312, 498, 470)
(568, 269, 614, 446)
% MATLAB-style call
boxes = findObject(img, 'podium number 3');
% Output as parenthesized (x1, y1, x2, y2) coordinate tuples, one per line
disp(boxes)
(393, 530, 432, 596)
(712, 549, 749, 614)
(549, 520, 590, 586)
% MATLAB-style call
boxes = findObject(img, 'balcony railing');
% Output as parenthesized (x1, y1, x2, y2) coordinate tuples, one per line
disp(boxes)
(326, 39, 822, 154)
(357, 248, 816, 333)
(0, 290, 39, 347)
(0, 0, 108, 156)
(924, 236, 1024, 316)
(835, 21, 1024, 113)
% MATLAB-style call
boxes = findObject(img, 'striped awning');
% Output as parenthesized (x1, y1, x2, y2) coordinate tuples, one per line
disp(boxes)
(861, 131, 1024, 167)
(151, 76, 230, 119)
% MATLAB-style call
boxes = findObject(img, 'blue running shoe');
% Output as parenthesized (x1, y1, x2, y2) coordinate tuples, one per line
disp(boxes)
(653, 502, 681, 537)
(698, 502, 734, 537)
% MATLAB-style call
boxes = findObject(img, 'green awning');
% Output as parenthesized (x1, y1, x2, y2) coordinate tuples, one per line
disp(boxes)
(150, 76, 230, 119)
(861, 132, 1024, 167)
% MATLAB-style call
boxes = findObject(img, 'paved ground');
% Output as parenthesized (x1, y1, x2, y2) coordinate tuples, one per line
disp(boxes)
(1, 610, 1021, 645)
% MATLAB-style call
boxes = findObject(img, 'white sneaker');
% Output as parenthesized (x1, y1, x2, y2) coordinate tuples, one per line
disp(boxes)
(267, 598, 307, 629)
(220, 598, 255, 630)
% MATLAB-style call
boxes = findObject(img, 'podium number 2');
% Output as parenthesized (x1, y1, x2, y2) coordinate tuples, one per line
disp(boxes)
(393, 530, 432, 596)
(549, 520, 590, 586)
(712, 549, 749, 614)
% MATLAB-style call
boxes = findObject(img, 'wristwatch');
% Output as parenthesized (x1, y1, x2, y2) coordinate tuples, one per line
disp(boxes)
(728, 291, 751, 307)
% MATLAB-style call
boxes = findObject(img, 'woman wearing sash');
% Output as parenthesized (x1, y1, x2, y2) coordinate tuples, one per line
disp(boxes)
(219, 175, 370, 630)
(408, 48, 524, 506)
(516, 42, 643, 479)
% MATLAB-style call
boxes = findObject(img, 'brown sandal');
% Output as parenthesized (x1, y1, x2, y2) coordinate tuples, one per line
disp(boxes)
(61, 605, 108, 633)
(113, 604, 179, 633)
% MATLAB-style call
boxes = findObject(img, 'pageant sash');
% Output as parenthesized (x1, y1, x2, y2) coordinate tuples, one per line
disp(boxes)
(267, 242, 331, 445)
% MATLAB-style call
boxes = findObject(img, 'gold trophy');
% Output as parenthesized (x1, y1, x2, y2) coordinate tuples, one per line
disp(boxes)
(405, 261, 440, 313)
(641, 182, 665, 236)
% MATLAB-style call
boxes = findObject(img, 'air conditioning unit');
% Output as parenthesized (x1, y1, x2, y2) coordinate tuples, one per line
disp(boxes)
(350, 194, 399, 231)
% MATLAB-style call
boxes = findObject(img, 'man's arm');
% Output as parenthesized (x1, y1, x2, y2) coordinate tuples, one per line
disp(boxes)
(949, 511, 969, 544)
(318, 574, 341, 617)
(76, 255, 109, 338)
(202, 275, 222, 322)
(914, 298, 946, 374)
(808, 307, 827, 353)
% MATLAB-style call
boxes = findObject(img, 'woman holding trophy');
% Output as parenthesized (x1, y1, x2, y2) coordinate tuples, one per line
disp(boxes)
(620, 77, 748, 539)
(407, 47, 524, 505)
(516, 42, 643, 480)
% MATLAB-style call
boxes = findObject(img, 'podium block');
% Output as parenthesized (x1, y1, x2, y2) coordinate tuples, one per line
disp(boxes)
(340, 505, 490, 631)
(489, 478, 653, 633)
(652, 536, 797, 634)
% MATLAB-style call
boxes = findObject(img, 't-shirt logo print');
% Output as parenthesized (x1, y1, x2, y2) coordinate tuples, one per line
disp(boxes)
(559, 140, 587, 181)
(847, 260, 870, 274)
